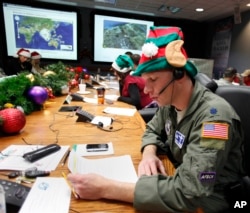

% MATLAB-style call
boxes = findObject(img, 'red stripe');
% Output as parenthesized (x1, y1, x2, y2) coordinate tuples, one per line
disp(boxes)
(139, 46, 187, 64)
(202, 123, 228, 139)
(139, 47, 165, 64)
(148, 27, 183, 39)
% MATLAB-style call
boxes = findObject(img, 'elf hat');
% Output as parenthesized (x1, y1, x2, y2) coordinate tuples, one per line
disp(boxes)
(16, 48, 31, 58)
(111, 54, 134, 73)
(132, 26, 198, 77)
(31, 51, 41, 59)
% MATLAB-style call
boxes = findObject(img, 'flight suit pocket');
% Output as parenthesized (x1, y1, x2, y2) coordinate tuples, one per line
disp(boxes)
(180, 151, 217, 197)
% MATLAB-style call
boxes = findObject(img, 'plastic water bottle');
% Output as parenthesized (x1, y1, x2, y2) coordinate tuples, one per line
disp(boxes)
(106, 73, 110, 81)
(0, 185, 6, 213)
(96, 68, 101, 82)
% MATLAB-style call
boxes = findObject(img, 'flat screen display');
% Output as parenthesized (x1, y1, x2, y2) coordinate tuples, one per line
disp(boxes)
(2, 2, 79, 61)
(94, 14, 154, 63)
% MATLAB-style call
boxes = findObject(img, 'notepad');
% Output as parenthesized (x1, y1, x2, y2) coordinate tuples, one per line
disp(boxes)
(19, 177, 71, 213)
(68, 153, 138, 183)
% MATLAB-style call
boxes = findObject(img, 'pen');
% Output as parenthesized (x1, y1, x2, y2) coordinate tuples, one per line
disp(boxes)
(72, 144, 77, 173)
(61, 149, 70, 166)
(61, 172, 79, 199)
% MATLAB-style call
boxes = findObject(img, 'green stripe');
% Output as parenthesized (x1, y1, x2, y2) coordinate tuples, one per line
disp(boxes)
(145, 33, 181, 47)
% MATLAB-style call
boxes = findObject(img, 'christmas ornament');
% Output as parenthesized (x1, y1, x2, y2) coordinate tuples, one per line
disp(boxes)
(4, 103, 14, 108)
(0, 108, 26, 134)
(27, 86, 48, 105)
(44, 87, 55, 99)
(43, 71, 56, 76)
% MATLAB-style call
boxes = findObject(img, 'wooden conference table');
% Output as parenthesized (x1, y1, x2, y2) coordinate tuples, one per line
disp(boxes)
(1, 84, 201, 213)
(0, 85, 148, 213)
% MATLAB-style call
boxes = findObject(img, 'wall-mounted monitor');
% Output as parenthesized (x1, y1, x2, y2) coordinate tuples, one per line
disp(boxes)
(2, 2, 79, 61)
(94, 14, 154, 63)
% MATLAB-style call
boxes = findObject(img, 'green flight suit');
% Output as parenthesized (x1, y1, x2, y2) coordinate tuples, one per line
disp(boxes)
(134, 81, 245, 213)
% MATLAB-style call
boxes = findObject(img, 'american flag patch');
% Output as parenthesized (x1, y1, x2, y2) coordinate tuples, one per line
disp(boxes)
(201, 122, 228, 140)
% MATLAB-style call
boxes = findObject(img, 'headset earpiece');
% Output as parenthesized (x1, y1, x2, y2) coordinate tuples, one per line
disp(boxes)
(97, 120, 122, 132)
(173, 69, 184, 80)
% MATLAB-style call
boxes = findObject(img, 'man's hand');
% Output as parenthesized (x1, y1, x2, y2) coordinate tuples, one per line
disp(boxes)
(67, 173, 135, 202)
(138, 145, 167, 177)
(67, 173, 107, 200)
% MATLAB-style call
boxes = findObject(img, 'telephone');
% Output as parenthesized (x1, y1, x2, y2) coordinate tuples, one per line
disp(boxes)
(0, 179, 30, 210)
(75, 108, 95, 122)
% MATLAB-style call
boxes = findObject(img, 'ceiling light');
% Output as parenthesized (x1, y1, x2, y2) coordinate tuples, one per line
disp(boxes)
(168, 6, 181, 14)
(158, 4, 167, 12)
(94, 0, 116, 4)
(196, 8, 204, 12)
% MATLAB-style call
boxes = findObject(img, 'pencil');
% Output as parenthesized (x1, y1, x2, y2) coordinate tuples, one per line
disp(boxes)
(61, 172, 79, 199)
(61, 149, 70, 166)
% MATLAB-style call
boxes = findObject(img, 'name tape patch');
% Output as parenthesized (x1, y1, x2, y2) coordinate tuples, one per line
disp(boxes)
(199, 171, 216, 182)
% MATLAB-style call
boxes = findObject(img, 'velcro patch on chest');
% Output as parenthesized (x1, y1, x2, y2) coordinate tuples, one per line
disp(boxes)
(201, 122, 228, 140)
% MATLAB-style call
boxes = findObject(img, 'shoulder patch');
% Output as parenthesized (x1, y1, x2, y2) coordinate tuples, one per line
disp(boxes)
(201, 122, 228, 140)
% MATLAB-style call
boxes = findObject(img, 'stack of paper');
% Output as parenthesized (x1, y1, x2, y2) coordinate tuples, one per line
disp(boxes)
(68, 152, 138, 183)
(19, 177, 71, 213)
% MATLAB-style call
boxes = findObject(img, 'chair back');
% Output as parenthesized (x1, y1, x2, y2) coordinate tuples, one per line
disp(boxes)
(194, 72, 218, 92)
(215, 85, 250, 176)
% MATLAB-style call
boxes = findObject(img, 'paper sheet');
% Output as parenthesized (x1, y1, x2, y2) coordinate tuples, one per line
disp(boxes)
(0, 145, 69, 171)
(68, 153, 138, 183)
(91, 116, 113, 127)
(74, 142, 114, 156)
(94, 94, 119, 101)
(103, 107, 136, 116)
(19, 177, 71, 213)
(82, 97, 97, 104)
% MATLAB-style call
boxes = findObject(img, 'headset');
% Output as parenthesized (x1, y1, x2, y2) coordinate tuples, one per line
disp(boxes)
(97, 121, 123, 132)
(173, 68, 185, 80)
(158, 68, 185, 95)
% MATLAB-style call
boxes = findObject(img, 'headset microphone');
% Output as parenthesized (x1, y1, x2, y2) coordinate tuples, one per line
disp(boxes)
(158, 78, 175, 95)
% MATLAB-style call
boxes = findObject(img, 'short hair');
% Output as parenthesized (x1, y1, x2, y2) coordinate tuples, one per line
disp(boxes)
(125, 51, 133, 57)
(224, 67, 237, 77)
(130, 54, 141, 66)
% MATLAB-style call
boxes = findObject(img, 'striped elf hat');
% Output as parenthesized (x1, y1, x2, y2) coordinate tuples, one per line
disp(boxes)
(132, 26, 197, 77)
(112, 54, 134, 73)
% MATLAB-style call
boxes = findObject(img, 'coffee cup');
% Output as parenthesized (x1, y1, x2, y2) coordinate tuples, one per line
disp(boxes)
(79, 84, 86, 93)
(97, 87, 105, 104)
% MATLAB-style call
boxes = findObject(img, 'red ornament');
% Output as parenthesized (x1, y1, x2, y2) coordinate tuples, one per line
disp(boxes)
(84, 74, 90, 80)
(44, 87, 55, 99)
(0, 108, 26, 134)
(75, 66, 83, 73)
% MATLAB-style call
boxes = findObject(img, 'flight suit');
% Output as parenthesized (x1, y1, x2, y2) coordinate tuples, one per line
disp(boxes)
(134, 81, 245, 213)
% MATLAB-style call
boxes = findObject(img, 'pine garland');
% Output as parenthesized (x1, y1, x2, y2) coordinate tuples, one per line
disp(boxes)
(0, 61, 76, 114)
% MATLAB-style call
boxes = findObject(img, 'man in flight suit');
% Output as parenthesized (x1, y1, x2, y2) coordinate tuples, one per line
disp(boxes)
(67, 26, 245, 213)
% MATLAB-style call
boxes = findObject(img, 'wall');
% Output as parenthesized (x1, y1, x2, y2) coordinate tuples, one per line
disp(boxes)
(0, 3, 209, 75)
(228, 10, 250, 73)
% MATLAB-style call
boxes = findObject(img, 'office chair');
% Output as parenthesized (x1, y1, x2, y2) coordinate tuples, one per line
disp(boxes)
(139, 107, 158, 123)
(215, 85, 250, 211)
(215, 86, 250, 176)
(194, 72, 218, 92)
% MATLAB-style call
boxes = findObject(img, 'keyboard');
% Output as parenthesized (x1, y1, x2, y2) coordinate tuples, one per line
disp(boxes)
(0, 179, 30, 210)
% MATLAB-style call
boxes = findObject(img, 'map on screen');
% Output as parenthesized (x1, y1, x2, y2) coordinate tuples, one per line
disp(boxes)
(14, 15, 73, 51)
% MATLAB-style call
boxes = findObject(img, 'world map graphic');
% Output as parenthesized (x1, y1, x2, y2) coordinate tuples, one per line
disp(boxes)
(14, 15, 73, 51)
